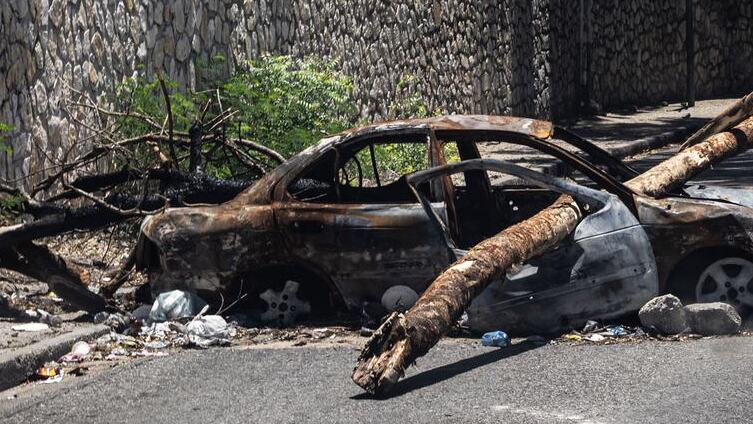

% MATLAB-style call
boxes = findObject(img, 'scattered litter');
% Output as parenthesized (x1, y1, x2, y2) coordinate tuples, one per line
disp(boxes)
(22, 309, 61, 327)
(311, 328, 333, 339)
(582, 320, 599, 333)
(105, 348, 129, 360)
(12, 323, 50, 332)
(149, 290, 208, 322)
(186, 315, 233, 348)
(39, 374, 63, 384)
(584, 334, 605, 342)
(606, 325, 627, 337)
(93, 311, 130, 331)
(481, 330, 510, 347)
(562, 333, 582, 342)
(144, 340, 168, 350)
(60, 341, 92, 363)
(36, 366, 60, 379)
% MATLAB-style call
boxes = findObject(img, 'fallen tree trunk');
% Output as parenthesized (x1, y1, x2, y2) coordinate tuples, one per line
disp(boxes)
(627, 116, 753, 196)
(679, 90, 753, 150)
(353, 111, 753, 396)
(352, 196, 582, 394)
(0, 242, 107, 312)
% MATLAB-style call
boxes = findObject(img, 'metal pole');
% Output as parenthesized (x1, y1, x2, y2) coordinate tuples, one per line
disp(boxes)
(686, 0, 696, 107)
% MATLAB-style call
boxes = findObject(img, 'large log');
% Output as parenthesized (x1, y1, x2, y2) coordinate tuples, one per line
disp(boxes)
(679, 90, 753, 151)
(627, 116, 753, 196)
(353, 111, 753, 396)
(352, 196, 582, 394)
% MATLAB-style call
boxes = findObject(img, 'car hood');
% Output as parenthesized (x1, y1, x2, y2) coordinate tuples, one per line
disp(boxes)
(684, 184, 753, 209)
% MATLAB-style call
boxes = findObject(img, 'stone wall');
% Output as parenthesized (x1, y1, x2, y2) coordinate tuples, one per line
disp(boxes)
(1, 0, 753, 182)
(586, 0, 753, 108)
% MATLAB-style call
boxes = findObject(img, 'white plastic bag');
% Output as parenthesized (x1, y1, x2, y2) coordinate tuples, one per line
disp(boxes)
(149, 290, 208, 322)
(186, 315, 232, 348)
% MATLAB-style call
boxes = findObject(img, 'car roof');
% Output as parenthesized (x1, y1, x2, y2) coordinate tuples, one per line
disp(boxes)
(335, 115, 554, 139)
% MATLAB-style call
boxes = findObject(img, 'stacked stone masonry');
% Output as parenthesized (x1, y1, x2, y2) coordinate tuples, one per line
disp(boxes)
(1, 0, 752, 182)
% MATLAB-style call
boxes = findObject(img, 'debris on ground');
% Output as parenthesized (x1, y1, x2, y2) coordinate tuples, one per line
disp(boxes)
(557, 320, 650, 345)
(481, 330, 510, 347)
(684, 302, 741, 335)
(186, 315, 233, 348)
(638, 294, 688, 335)
(149, 290, 208, 322)
(11, 323, 50, 332)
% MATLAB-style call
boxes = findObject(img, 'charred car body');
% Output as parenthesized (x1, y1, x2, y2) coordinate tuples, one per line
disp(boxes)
(136, 115, 753, 333)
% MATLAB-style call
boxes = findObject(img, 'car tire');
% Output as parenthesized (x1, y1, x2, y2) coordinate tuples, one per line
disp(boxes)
(669, 250, 753, 313)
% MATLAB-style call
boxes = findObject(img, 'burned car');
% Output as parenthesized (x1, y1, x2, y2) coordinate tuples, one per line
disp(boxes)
(136, 115, 753, 333)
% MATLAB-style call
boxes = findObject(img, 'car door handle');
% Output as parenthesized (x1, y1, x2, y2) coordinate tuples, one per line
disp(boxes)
(290, 221, 325, 233)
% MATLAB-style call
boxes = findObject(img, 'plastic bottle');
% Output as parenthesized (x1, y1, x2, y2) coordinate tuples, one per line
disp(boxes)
(481, 330, 510, 347)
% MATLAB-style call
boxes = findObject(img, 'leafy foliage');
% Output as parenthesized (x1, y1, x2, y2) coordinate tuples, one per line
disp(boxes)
(221, 55, 356, 157)
(111, 56, 439, 181)
(0, 123, 13, 155)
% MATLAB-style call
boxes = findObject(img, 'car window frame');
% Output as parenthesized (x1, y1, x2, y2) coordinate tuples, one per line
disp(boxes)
(274, 127, 440, 204)
(434, 129, 638, 213)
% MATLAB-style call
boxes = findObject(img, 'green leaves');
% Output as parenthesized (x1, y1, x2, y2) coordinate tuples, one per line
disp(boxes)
(0, 123, 13, 155)
(221, 55, 356, 158)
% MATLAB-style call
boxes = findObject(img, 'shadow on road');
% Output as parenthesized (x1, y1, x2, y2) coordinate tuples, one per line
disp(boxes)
(352, 341, 542, 400)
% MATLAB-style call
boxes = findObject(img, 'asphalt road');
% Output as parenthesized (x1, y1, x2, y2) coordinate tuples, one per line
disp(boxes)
(2, 336, 753, 424)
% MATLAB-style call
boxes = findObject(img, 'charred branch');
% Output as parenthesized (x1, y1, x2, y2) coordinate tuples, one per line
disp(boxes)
(0, 243, 107, 313)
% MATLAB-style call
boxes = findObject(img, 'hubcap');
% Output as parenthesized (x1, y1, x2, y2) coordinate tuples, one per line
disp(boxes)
(696, 257, 753, 307)
(259, 280, 311, 325)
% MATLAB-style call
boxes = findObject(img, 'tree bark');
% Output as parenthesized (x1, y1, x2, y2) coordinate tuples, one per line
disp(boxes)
(352, 196, 582, 394)
(353, 113, 753, 396)
(627, 116, 753, 196)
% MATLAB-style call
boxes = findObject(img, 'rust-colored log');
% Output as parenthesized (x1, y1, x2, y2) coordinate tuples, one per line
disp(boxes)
(352, 196, 582, 394)
(627, 116, 753, 196)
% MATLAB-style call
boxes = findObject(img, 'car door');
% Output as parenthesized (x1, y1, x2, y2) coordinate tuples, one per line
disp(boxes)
(407, 159, 660, 335)
(275, 129, 453, 310)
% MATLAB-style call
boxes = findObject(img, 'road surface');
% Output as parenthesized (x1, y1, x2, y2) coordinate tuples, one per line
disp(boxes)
(3, 131, 753, 424)
(2, 336, 752, 424)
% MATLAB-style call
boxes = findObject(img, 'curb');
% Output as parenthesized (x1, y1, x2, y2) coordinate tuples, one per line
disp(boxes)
(0, 324, 110, 392)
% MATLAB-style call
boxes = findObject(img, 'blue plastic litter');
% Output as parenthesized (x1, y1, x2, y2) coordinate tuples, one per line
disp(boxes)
(607, 325, 627, 337)
(481, 330, 510, 347)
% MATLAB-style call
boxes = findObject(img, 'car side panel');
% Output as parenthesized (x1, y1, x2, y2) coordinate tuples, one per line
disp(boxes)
(276, 202, 452, 309)
(467, 197, 659, 334)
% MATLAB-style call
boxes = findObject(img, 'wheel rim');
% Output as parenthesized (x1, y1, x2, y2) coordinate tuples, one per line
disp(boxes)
(259, 280, 311, 325)
(696, 257, 753, 307)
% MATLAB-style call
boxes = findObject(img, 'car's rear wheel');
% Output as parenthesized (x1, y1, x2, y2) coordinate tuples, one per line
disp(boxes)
(669, 249, 753, 312)
(695, 257, 753, 307)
